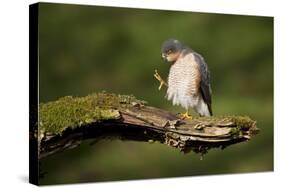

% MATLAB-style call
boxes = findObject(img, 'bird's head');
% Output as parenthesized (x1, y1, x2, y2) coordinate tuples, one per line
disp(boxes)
(161, 38, 183, 62)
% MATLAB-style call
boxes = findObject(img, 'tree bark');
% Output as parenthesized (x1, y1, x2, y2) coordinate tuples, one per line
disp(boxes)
(38, 94, 259, 159)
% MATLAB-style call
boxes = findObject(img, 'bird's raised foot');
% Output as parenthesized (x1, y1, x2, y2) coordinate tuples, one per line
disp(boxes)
(179, 112, 192, 120)
(154, 69, 168, 90)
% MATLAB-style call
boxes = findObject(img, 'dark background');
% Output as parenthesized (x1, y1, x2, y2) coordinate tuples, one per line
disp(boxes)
(38, 3, 273, 185)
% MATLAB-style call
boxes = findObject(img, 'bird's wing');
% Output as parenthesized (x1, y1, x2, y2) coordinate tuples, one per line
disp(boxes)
(193, 53, 213, 115)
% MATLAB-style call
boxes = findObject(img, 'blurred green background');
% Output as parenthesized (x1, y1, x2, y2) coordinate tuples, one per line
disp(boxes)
(38, 3, 273, 185)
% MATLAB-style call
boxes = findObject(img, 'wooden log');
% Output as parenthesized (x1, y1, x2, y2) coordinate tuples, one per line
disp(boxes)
(36, 92, 259, 159)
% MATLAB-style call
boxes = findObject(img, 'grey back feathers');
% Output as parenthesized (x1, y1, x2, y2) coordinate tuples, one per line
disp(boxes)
(193, 53, 213, 116)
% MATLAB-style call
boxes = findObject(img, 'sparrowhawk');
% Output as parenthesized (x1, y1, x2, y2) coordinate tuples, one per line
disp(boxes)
(154, 38, 212, 118)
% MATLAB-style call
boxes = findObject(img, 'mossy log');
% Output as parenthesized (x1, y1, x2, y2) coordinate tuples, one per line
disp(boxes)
(37, 92, 259, 159)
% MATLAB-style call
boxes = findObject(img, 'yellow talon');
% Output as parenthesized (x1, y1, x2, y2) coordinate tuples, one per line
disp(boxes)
(179, 111, 192, 120)
(154, 69, 168, 90)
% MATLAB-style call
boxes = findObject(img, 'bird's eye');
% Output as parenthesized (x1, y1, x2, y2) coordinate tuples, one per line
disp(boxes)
(167, 50, 172, 54)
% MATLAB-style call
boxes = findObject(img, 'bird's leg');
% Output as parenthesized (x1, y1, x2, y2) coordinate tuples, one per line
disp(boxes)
(179, 110, 192, 120)
(154, 69, 168, 90)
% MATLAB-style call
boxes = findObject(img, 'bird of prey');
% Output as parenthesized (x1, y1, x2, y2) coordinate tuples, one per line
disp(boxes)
(154, 38, 212, 119)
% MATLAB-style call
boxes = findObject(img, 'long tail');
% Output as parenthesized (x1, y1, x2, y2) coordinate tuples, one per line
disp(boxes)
(197, 98, 212, 117)
(208, 103, 213, 116)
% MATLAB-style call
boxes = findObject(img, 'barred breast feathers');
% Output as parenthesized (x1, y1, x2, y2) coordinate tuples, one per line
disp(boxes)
(167, 53, 200, 95)
(166, 52, 201, 108)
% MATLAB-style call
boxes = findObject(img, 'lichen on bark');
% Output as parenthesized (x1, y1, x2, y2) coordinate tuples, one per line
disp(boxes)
(39, 92, 146, 137)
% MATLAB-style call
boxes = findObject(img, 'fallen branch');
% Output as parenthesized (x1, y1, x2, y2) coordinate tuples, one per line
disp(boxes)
(37, 92, 259, 159)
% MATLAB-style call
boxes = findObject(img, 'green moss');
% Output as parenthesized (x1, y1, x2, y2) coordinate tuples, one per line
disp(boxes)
(39, 92, 146, 137)
(231, 116, 256, 129)
(229, 127, 241, 137)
